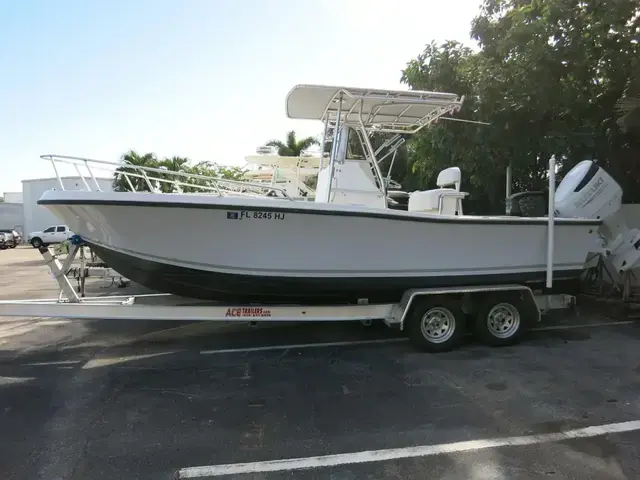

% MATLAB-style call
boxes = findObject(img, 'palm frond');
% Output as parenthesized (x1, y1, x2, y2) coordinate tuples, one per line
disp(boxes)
(286, 130, 297, 150)
(296, 136, 320, 153)
(265, 140, 286, 149)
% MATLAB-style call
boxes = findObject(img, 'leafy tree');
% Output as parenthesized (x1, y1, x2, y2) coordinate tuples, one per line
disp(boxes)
(183, 161, 247, 193)
(112, 150, 247, 193)
(402, 41, 509, 212)
(617, 64, 640, 135)
(113, 150, 159, 192)
(264, 130, 322, 192)
(401, 0, 640, 212)
(470, 0, 640, 179)
(215, 165, 247, 181)
(266, 130, 319, 156)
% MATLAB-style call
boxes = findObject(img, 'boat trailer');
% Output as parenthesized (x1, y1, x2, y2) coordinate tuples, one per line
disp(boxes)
(0, 242, 575, 353)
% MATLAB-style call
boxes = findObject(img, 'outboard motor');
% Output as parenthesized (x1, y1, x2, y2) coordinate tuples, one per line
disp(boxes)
(554, 160, 640, 274)
(554, 160, 622, 221)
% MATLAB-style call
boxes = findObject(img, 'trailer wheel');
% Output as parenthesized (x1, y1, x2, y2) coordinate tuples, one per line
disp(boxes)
(406, 297, 465, 353)
(474, 293, 527, 346)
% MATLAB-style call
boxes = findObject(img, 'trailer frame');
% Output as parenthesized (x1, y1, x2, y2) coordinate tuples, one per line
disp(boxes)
(0, 245, 576, 352)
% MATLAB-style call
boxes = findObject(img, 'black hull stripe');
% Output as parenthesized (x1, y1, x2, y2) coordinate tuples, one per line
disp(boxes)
(91, 244, 585, 305)
(38, 197, 602, 226)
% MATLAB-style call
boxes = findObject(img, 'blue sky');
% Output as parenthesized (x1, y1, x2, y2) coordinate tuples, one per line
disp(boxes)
(0, 0, 480, 193)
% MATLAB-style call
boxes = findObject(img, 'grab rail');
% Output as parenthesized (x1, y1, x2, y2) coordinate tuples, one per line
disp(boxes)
(41, 154, 294, 199)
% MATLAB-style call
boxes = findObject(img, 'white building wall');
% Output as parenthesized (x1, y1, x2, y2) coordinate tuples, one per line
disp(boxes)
(22, 176, 113, 235)
(0, 203, 24, 234)
(3, 192, 23, 204)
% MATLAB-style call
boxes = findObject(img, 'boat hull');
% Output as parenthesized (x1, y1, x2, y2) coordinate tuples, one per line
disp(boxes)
(39, 190, 600, 304)
(87, 243, 585, 303)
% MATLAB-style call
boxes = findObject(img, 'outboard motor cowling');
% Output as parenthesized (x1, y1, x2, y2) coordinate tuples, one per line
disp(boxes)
(554, 160, 622, 221)
(554, 160, 640, 274)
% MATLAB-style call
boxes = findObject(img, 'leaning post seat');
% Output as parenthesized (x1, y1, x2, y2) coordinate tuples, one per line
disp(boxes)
(408, 167, 469, 215)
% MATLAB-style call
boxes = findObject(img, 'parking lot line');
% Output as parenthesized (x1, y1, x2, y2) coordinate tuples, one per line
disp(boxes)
(22, 360, 82, 366)
(199, 337, 408, 355)
(198, 319, 636, 355)
(175, 419, 640, 478)
(531, 320, 636, 331)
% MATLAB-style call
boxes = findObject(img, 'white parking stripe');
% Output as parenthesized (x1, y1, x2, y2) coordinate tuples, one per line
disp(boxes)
(198, 319, 636, 355)
(531, 320, 635, 331)
(176, 419, 640, 478)
(23, 360, 81, 366)
(200, 337, 407, 355)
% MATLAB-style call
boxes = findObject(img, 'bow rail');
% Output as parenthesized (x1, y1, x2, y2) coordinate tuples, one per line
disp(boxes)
(41, 154, 293, 199)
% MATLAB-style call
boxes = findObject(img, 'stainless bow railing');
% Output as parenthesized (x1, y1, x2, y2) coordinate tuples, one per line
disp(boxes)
(41, 154, 293, 199)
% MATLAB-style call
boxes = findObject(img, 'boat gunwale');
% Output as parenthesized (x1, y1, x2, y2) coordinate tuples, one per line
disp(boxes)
(38, 194, 602, 227)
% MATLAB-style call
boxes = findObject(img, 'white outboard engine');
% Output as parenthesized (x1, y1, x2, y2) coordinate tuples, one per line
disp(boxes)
(555, 160, 640, 273)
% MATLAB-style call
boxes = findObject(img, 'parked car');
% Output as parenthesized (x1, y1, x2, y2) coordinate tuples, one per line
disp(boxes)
(27, 225, 74, 248)
(0, 232, 16, 250)
(0, 229, 21, 247)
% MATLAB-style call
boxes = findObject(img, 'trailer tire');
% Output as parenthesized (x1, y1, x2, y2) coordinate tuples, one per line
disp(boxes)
(406, 297, 465, 353)
(474, 292, 528, 347)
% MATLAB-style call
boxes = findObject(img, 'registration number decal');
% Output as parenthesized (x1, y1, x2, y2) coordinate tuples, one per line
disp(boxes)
(226, 210, 286, 220)
(225, 307, 272, 318)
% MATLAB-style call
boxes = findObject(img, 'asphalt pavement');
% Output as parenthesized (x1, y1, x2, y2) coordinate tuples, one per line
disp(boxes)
(1, 247, 640, 479)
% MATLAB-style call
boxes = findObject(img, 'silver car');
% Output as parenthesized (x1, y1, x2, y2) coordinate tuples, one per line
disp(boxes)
(0, 232, 15, 250)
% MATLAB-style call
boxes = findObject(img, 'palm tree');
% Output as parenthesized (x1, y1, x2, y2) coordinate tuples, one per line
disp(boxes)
(266, 131, 321, 192)
(160, 156, 190, 172)
(266, 130, 319, 157)
(158, 156, 190, 193)
(113, 150, 159, 192)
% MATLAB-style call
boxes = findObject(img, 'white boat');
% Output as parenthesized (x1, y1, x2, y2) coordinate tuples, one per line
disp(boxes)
(241, 153, 322, 200)
(37, 84, 637, 304)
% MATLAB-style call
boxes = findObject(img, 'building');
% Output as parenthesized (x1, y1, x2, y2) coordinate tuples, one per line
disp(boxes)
(3, 192, 23, 204)
(21, 176, 113, 237)
(0, 202, 24, 234)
